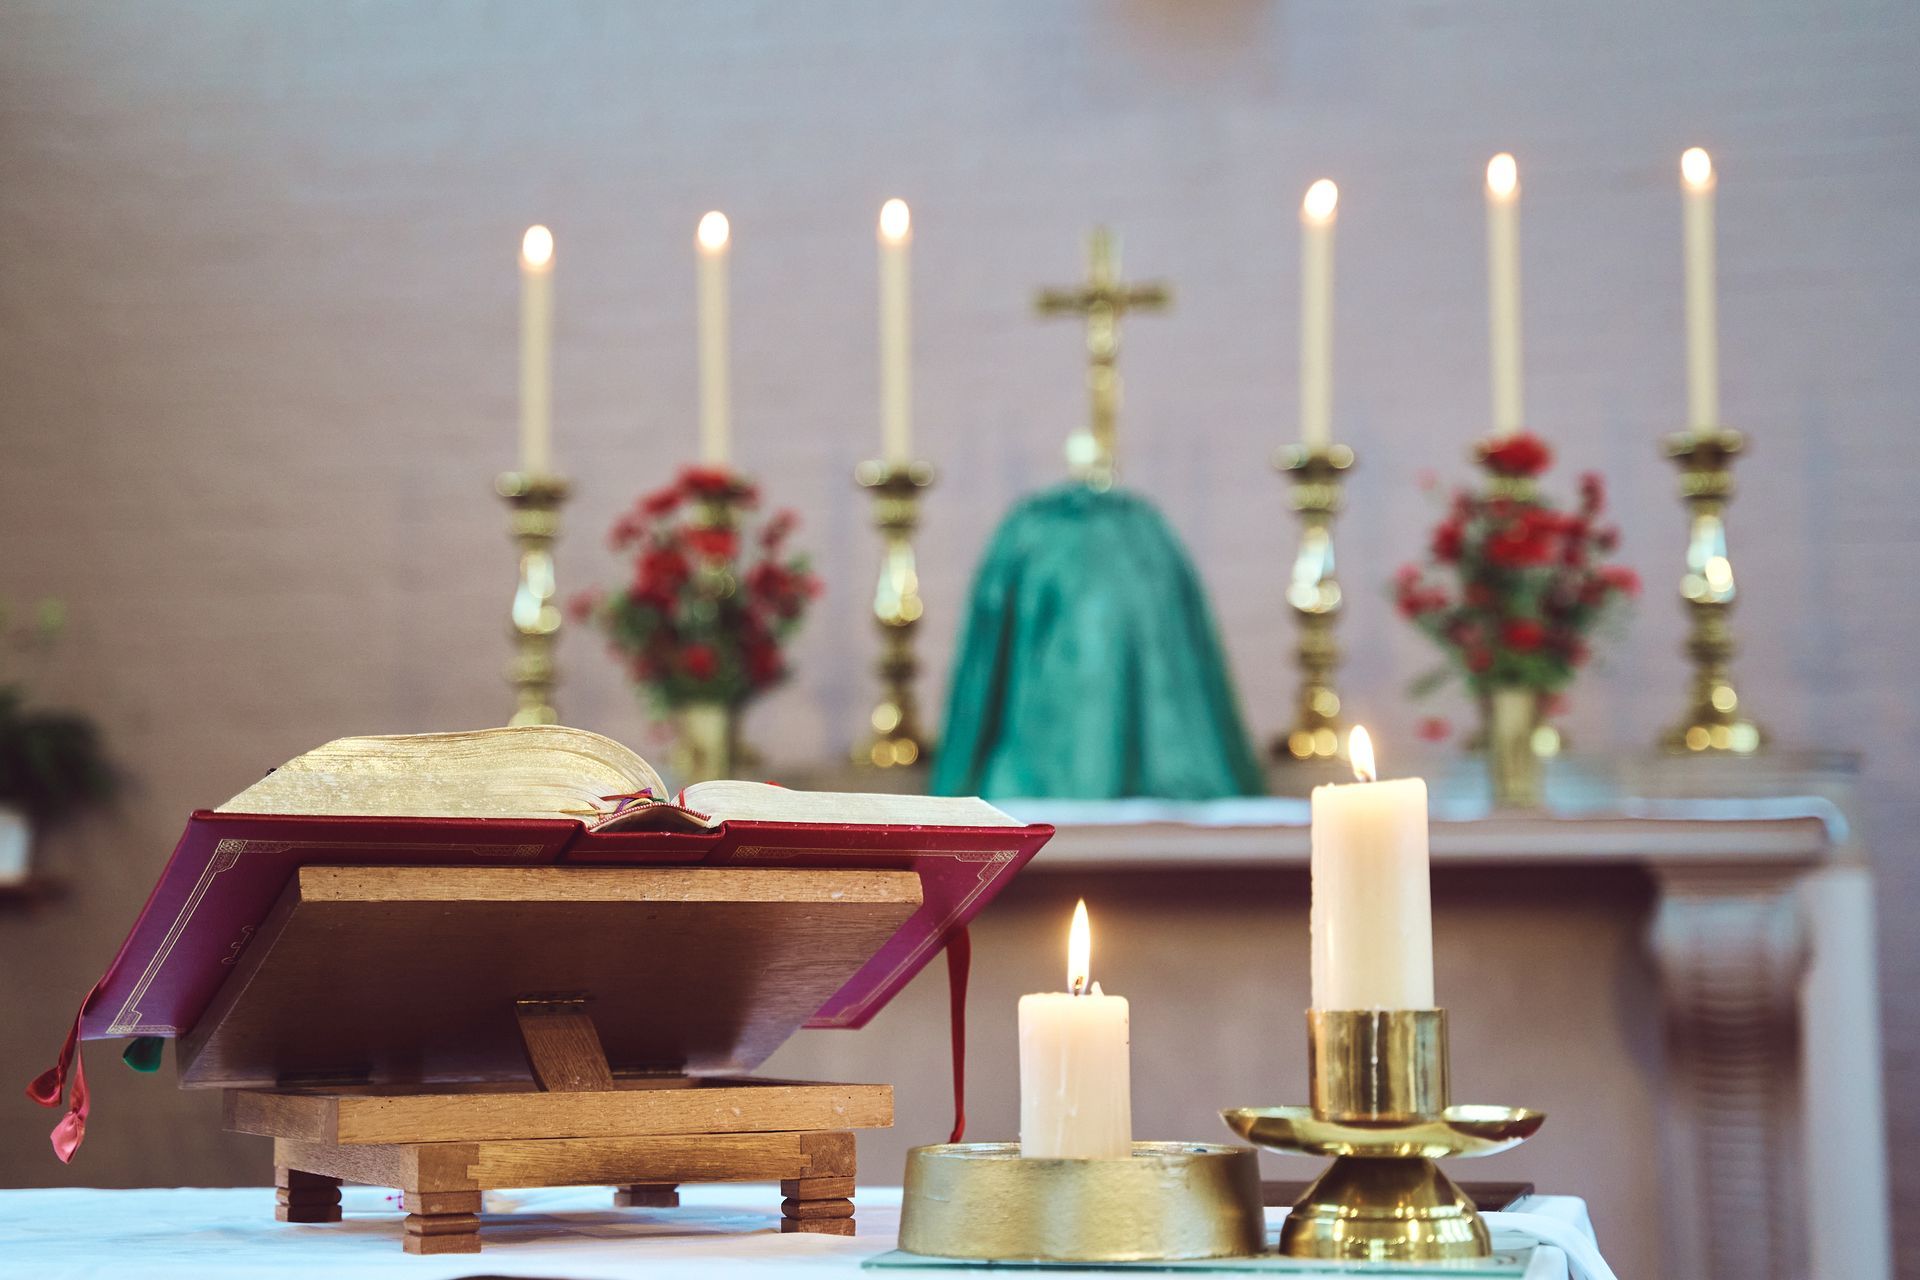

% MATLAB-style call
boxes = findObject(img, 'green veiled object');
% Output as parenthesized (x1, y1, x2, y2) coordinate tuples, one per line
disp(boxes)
(930, 483, 1264, 800)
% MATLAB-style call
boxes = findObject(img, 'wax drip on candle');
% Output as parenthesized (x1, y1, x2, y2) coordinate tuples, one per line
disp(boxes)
(1348, 725, 1377, 782)
(1068, 898, 1092, 996)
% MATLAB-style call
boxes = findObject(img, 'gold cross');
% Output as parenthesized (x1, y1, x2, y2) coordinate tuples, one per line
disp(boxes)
(1034, 227, 1172, 489)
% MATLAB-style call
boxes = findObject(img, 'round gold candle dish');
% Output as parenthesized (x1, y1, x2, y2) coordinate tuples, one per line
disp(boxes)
(897, 1141, 1265, 1263)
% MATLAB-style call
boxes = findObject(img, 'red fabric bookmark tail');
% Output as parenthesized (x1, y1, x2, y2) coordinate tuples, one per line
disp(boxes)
(945, 925, 971, 1144)
(28, 984, 101, 1163)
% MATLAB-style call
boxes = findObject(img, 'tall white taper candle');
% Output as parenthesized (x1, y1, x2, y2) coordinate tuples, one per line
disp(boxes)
(1681, 148, 1720, 430)
(1299, 179, 1338, 448)
(696, 211, 732, 465)
(1309, 727, 1435, 1010)
(878, 198, 913, 464)
(518, 225, 555, 474)
(1485, 154, 1524, 437)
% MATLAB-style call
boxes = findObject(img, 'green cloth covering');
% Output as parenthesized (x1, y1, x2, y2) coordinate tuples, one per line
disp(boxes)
(121, 1036, 164, 1073)
(931, 483, 1264, 800)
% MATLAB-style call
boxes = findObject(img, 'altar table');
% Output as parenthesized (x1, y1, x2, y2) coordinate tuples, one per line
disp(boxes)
(0, 1183, 1603, 1279)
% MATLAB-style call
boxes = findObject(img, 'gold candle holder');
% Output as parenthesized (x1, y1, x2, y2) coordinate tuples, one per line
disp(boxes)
(496, 471, 569, 727)
(1223, 1009, 1544, 1263)
(1273, 443, 1355, 764)
(855, 459, 934, 769)
(1660, 428, 1764, 754)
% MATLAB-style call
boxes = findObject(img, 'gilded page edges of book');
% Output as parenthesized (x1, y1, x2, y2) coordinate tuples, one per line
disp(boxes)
(677, 780, 1020, 828)
(214, 725, 668, 822)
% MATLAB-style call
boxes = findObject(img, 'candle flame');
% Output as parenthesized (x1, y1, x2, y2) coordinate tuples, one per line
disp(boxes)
(1067, 899, 1092, 995)
(1349, 725, 1377, 783)
(879, 197, 911, 243)
(697, 210, 731, 252)
(1486, 152, 1519, 200)
(521, 224, 554, 269)
(1302, 178, 1339, 223)
(1681, 147, 1714, 191)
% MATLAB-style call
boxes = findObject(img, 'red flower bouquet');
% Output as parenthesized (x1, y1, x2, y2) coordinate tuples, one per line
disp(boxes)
(1395, 434, 1637, 702)
(574, 466, 820, 712)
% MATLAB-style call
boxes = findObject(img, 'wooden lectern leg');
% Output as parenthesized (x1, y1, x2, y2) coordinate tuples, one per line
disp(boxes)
(780, 1175, 857, 1237)
(402, 1189, 483, 1255)
(275, 1166, 341, 1224)
(614, 1182, 681, 1208)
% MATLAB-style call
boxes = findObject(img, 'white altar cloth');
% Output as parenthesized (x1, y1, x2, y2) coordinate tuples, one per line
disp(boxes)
(0, 1184, 1606, 1279)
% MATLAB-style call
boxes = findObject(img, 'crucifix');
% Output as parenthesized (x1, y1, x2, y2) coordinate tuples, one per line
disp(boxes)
(1034, 227, 1173, 490)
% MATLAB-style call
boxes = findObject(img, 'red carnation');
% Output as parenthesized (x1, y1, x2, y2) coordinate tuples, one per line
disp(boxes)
(1601, 565, 1641, 597)
(1479, 433, 1553, 477)
(566, 589, 601, 623)
(680, 644, 718, 679)
(1503, 618, 1546, 651)
(760, 510, 798, 550)
(642, 487, 682, 517)
(1430, 521, 1464, 563)
(1578, 472, 1605, 516)
(1465, 648, 1493, 673)
(684, 527, 739, 561)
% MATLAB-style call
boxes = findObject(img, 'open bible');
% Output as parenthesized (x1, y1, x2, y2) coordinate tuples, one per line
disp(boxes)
(33, 726, 1051, 1160)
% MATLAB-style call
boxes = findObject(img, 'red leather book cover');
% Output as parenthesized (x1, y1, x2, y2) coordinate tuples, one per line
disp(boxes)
(77, 811, 1050, 1043)
(76, 811, 580, 1041)
(568, 819, 1053, 1029)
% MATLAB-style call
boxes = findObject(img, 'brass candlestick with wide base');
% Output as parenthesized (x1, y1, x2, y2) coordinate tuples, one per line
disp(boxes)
(497, 472, 570, 726)
(1273, 443, 1355, 765)
(1224, 1009, 1543, 1262)
(1660, 428, 1764, 754)
(855, 459, 934, 769)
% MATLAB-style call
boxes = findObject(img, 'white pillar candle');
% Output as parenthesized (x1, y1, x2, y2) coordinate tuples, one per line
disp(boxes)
(1309, 727, 1435, 1010)
(1681, 147, 1720, 431)
(877, 198, 913, 464)
(1018, 899, 1132, 1159)
(518, 225, 555, 474)
(1484, 154, 1524, 437)
(1299, 179, 1338, 449)
(695, 211, 732, 465)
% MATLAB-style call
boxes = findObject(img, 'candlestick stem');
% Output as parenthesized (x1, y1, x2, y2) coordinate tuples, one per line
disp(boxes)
(496, 472, 570, 727)
(855, 459, 935, 769)
(1273, 443, 1355, 764)
(1660, 428, 1764, 754)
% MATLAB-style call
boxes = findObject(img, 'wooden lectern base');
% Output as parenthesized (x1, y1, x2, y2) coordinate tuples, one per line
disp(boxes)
(228, 1001, 891, 1254)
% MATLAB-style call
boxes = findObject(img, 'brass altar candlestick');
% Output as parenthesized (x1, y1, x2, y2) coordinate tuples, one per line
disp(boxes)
(1274, 443, 1355, 764)
(496, 471, 570, 726)
(855, 459, 934, 768)
(1224, 1009, 1543, 1262)
(1660, 428, 1764, 754)
(1035, 227, 1172, 492)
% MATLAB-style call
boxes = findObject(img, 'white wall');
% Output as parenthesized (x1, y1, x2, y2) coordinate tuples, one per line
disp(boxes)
(1, 2, 1913, 1273)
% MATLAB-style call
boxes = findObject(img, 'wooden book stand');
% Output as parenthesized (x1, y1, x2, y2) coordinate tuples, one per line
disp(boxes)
(181, 864, 922, 1254)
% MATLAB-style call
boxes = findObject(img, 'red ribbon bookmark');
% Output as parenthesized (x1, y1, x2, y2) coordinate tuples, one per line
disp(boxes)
(945, 925, 970, 1144)
(27, 982, 101, 1163)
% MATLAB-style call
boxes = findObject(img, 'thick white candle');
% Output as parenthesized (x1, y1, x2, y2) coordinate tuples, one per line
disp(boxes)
(878, 198, 913, 464)
(696, 211, 732, 465)
(1309, 727, 1435, 1010)
(518, 225, 555, 474)
(1018, 900, 1132, 1159)
(1299, 179, 1338, 448)
(1485, 154, 1524, 437)
(1681, 147, 1720, 430)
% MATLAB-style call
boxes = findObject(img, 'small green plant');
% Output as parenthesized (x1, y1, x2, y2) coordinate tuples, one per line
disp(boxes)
(0, 599, 114, 823)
